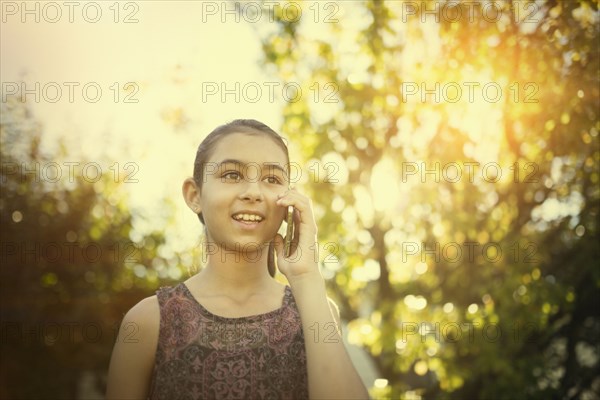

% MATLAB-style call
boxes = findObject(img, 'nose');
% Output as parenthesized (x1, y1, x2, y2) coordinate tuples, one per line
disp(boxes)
(239, 180, 263, 202)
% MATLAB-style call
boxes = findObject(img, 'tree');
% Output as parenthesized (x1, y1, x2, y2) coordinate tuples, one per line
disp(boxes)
(254, 0, 599, 398)
(0, 95, 176, 398)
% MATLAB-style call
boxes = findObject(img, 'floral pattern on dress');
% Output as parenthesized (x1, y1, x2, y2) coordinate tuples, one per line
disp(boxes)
(148, 284, 308, 400)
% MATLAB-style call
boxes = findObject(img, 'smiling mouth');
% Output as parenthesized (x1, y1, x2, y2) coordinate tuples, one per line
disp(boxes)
(232, 213, 264, 223)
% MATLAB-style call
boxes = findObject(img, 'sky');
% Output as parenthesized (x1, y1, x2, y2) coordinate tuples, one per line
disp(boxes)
(1, 1, 298, 249)
(2, 2, 379, 386)
(4, 2, 595, 394)
(2, 0, 579, 249)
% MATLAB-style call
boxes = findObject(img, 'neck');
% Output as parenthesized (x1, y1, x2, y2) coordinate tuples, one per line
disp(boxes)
(189, 242, 275, 294)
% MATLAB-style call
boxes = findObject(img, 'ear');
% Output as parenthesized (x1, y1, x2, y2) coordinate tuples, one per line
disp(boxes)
(182, 177, 202, 215)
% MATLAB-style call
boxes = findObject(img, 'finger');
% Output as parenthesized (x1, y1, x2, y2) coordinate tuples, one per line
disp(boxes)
(292, 208, 301, 247)
(277, 231, 294, 260)
(276, 192, 311, 221)
(273, 233, 284, 258)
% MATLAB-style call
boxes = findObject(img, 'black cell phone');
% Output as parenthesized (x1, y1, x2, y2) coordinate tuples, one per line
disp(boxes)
(284, 206, 294, 257)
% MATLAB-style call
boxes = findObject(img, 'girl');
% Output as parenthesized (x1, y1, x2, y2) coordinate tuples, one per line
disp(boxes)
(106, 119, 368, 399)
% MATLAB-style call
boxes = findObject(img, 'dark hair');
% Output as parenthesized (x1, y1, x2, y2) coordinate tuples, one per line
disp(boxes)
(192, 119, 290, 277)
(193, 119, 290, 194)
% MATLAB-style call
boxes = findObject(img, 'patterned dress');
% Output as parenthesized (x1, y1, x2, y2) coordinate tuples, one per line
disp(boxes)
(148, 283, 309, 400)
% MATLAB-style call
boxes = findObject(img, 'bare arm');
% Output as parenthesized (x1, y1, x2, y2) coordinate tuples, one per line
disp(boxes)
(275, 188, 369, 399)
(290, 273, 369, 399)
(106, 296, 160, 400)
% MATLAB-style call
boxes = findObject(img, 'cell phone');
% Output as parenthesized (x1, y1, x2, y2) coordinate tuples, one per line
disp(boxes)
(284, 206, 294, 257)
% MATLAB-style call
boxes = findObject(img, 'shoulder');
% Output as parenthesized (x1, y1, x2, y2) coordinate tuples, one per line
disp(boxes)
(125, 294, 160, 321)
(125, 295, 159, 318)
(125, 284, 184, 321)
(119, 294, 160, 341)
(106, 294, 161, 399)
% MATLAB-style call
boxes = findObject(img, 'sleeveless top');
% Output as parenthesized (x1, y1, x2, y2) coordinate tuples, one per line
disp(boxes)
(148, 283, 309, 400)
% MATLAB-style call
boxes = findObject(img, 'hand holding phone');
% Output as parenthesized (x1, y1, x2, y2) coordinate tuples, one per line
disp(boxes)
(284, 205, 294, 257)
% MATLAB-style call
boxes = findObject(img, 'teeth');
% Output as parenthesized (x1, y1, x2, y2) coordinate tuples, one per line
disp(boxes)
(233, 213, 263, 222)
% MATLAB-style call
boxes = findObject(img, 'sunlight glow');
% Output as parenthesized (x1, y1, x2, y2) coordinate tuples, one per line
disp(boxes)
(374, 378, 389, 388)
(404, 295, 428, 311)
(370, 157, 400, 213)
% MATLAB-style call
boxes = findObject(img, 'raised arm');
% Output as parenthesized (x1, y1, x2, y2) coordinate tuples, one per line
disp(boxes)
(106, 296, 160, 400)
(289, 274, 369, 399)
(275, 189, 369, 399)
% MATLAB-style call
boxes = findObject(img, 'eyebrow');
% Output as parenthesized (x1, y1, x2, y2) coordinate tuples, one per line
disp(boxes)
(217, 159, 288, 176)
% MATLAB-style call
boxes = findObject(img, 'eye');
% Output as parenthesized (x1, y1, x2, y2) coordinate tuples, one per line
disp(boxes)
(222, 171, 242, 181)
(264, 175, 283, 185)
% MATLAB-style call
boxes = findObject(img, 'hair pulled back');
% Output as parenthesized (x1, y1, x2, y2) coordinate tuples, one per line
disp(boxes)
(192, 119, 290, 277)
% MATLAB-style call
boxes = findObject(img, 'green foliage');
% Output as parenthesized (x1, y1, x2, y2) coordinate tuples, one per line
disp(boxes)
(256, 0, 599, 398)
(1, 1, 598, 399)
(0, 97, 180, 398)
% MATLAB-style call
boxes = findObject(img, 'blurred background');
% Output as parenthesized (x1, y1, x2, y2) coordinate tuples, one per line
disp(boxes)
(1, 0, 599, 399)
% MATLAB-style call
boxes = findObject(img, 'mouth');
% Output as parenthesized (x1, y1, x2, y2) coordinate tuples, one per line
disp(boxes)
(231, 212, 265, 227)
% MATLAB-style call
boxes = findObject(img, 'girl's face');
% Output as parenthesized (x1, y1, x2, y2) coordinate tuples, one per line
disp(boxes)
(198, 132, 289, 250)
